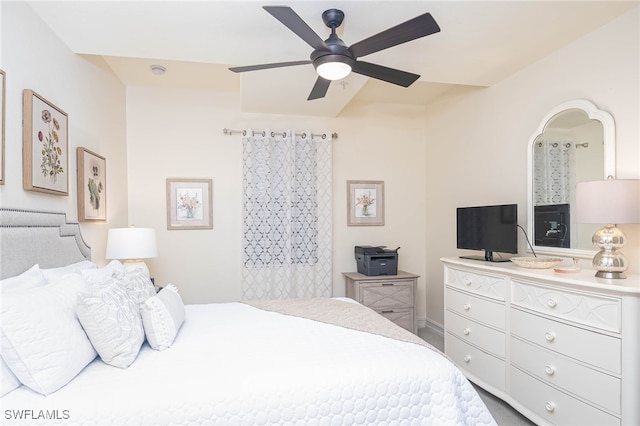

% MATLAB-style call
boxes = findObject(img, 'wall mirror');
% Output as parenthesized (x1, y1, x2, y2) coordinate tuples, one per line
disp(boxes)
(527, 100, 615, 259)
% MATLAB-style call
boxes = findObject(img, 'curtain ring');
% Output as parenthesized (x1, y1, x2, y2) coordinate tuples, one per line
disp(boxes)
(321, 133, 326, 140)
(270, 131, 276, 137)
(552, 142, 558, 148)
(301, 132, 307, 139)
(242, 130, 247, 136)
(565, 143, 571, 148)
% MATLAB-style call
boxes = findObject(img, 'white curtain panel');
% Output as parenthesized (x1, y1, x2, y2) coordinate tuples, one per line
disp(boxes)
(241, 130, 332, 300)
(533, 140, 576, 206)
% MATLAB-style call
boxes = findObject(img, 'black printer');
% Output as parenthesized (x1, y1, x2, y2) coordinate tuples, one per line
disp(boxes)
(354, 246, 399, 276)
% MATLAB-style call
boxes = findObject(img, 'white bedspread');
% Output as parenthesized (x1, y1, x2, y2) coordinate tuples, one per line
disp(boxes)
(1, 302, 495, 425)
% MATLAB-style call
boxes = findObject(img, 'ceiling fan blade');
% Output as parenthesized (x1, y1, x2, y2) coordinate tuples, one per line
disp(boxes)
(308, 77, 331, 100)
(229, 60, 311, 73)
(348, 12, 440, 58)
(263, 6, 328, 51)
(352, 61, 420, 87)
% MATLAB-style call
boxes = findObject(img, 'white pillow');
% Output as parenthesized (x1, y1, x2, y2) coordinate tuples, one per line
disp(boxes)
(41, 260, 97, 282)
(0, 265, 45, 293)
(119, 269, 156, 306)
(80, 260, 126, 286)
(77, 278, 145, 368)
(141, 284, 185, 351)
(0, 273, 97, 395)
(1, 356, 21, 397)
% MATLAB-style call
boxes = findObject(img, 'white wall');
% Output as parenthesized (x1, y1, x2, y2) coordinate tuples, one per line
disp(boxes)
(0, 2, 128, 262)
(126, 88, 429, 319)
(423, 6, 640, 326)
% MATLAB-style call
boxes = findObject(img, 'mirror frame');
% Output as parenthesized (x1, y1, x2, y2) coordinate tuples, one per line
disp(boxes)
(526, 99, 616, 259)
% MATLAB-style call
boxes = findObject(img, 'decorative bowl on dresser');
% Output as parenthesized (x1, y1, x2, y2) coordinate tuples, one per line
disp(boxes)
(343, 271, 419, 334)
(442, 257, 640, 426)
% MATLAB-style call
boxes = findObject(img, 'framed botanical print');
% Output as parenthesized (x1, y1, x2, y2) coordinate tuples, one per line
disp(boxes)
(0, 69, 5, 185)
(166, 178, 213, 230)
(77, 147, 106, 222)
(23, 89, 69, 195)
(347, 180, 385, 226)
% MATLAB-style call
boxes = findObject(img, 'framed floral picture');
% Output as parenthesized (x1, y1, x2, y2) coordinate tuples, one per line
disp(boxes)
(166, 178, 213, 230)
(23, 89, 68, 195)
(0, 69, 5, 185)
(77, 147, 106, 222)
(347, 180, 385, 226)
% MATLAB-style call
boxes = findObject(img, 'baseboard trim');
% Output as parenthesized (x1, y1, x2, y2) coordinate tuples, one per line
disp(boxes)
(418, 318, 444, 336)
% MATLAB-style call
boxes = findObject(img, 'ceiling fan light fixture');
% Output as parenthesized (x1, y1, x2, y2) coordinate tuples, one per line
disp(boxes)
(314, 55, 353, 80)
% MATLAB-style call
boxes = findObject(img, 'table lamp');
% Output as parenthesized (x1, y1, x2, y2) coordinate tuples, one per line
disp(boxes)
(106, 226, 158, 277)
(575, 179, 640, 279)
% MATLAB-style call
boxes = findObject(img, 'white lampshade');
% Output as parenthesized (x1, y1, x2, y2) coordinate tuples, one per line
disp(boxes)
(106, 227, 158, 260)
(575, 179, 640, 224)
(316, 61, 352, 80)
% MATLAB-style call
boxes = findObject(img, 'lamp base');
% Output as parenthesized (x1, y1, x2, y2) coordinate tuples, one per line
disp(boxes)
(595, 270, 627, 279)
(123, 259, 150, 277)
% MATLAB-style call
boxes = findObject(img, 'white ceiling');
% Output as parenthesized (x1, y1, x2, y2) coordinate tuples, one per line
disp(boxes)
(26, 1, 637, 117)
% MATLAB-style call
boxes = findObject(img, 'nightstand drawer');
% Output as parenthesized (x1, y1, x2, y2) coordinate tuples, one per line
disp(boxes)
(511, 308, 620, 373)
(446, 333, 505, 392)
(511, 337, 620, 413)
(445, 310, 505, 357)
(378, 308, 414, 333)
(445, 287, 505, 330)
(360, 281, 413, 309)
(510, 366, 619, 426)
(445, 267, 506, 301)
(511, 279, 621, 333)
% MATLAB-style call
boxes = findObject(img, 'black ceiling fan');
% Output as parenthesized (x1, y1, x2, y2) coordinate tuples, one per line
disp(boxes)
(229, 6, 440, 101)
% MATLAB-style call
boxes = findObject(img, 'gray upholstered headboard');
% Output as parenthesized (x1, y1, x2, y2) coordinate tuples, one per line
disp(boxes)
(0, 208, 91, 279)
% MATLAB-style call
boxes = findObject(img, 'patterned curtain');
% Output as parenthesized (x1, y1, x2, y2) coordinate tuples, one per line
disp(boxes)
(533, 140, 576, 205)
(241, 130, 332, 300)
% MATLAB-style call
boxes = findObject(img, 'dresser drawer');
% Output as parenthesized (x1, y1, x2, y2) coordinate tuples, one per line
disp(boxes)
(445, 310, 505, 357)
(510, 366, 620, 426)
(511, 337, 620, 413)
(511, 279, 621, 333)
(445, 287, 505, 330)
(359, 281, 413, 309)
(445, 267, 506, 301)
(378, 308, 414, 333)
(511, 308, 621, 373)
(445, 333, 506, 392)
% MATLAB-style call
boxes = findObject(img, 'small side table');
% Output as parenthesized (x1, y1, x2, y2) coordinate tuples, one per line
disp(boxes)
(343, 271, 419, 334)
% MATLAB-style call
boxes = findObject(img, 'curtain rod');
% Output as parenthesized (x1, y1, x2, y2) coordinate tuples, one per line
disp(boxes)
(223, 128, 337, 140)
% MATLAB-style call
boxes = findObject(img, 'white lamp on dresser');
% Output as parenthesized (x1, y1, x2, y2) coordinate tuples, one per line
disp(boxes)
(106, 226, 158, 277)
(575, 178, 640, 279)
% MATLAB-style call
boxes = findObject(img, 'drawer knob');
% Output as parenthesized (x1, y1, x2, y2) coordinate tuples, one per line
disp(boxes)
(463, 355, 471, 363)
(545, 401, 556, 413)
(463, 303, 471, 311)
(545, 365, 556, 376)
(544, 332, 555, 342)
(547, 299, 557, 308)
(463, 327, 471, 336)
(464, 277, 473, 286)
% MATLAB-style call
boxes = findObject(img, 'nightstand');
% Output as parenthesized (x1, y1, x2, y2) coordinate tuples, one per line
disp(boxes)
(343, 271, 419, 334)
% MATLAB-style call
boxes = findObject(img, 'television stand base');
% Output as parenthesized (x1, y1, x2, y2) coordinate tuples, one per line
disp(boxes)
(459, 255, 512, 263)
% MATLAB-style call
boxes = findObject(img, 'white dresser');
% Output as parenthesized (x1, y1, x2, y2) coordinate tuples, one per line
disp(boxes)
(442, 257, 640, 426)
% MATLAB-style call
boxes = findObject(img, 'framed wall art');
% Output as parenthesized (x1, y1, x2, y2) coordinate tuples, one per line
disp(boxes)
(347, 180, 385, 226)
(0, 69, 5, 185)
(77, 147, 106, 222)
(166, 178, 213, 230)
(23, 89, 69, 195)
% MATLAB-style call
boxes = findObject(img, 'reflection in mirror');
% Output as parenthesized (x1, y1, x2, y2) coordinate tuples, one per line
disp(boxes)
(527, 100, 615, 259)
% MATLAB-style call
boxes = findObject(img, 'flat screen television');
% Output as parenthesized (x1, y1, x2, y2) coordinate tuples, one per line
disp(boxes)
(456, 204, 518, 262)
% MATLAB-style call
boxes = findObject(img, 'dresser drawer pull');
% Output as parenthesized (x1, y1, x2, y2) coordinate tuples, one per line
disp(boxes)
(545, 401, 556, 413)
(547, 299, 557, 308)
(463, 303, 471, 311)
(464, 277, 473, 286)
(545, 365, 556, 376)
(544, 332, 555, 342)
(381, 283, 395, 286)
(463, 355, 471, 363)
(463, 327, 471, 336)
(381, 310, 395, 314)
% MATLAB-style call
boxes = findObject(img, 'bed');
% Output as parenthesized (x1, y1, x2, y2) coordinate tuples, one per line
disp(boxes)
(0, 208, 496, 425)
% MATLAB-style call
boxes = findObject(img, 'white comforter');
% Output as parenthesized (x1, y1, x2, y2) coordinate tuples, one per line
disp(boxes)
(2, 302, 495, 425)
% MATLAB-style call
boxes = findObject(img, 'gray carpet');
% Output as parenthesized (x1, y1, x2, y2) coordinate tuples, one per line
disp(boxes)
(418, 327, 535, 426)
